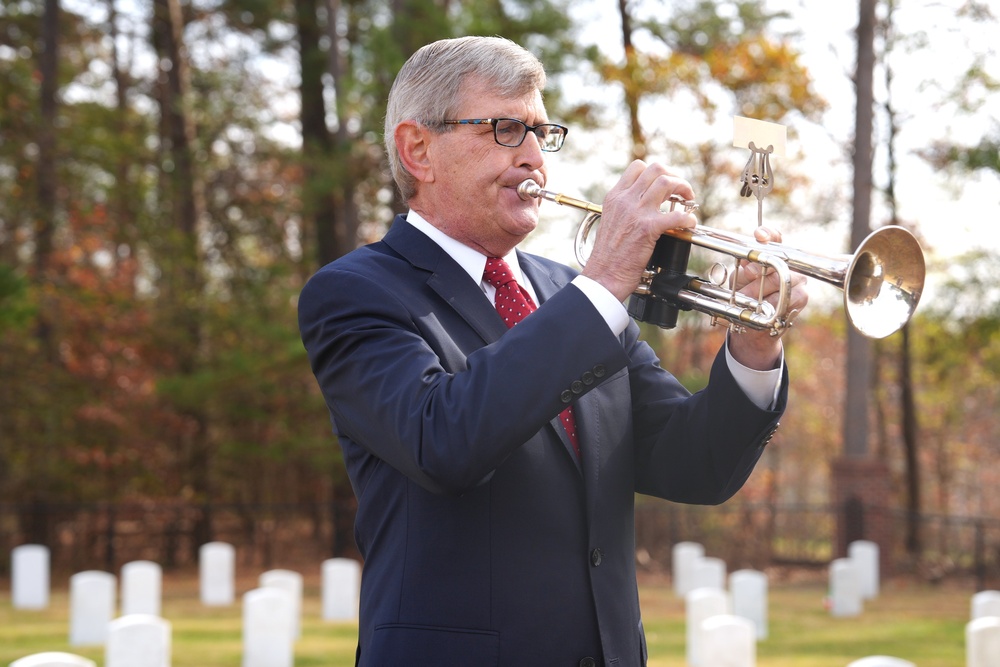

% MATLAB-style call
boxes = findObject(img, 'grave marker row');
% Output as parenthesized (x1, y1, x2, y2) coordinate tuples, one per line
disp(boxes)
(12, 540, 1000, 666)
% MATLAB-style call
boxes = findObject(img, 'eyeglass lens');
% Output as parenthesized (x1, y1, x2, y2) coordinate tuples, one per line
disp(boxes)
(494, 119, 564, 151)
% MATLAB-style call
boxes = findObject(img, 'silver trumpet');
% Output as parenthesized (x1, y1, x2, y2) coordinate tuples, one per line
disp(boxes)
(517, 179, 925, 339)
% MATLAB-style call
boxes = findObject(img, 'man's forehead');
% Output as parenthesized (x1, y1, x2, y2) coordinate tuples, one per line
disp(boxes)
(453, 79, 546, 117)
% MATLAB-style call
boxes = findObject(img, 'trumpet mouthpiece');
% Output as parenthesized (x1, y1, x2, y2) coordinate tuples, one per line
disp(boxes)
(517, 179, 541, 201)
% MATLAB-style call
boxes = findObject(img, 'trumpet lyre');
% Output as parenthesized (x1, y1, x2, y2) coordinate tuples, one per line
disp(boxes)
(517, 179, 925, 339)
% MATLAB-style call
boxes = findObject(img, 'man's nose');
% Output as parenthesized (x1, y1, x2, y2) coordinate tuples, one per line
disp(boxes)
(515, 131, 546, 169)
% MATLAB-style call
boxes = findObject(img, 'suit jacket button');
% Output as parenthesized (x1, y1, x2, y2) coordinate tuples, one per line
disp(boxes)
(590, 548, 603, 566)
(582, 371, 594, 385)
(593, 364, 606, 378)
(580, 658, 597, 667)
(560, 390, 573, 403)
(571, 380, 584, 394)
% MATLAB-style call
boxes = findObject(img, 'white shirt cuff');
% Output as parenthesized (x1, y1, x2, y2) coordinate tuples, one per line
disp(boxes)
(725, 334, 784, 410)
(571, 275, 630, 335)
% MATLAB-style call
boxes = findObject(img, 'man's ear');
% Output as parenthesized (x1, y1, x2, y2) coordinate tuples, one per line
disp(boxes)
(395, 120, 435, 184)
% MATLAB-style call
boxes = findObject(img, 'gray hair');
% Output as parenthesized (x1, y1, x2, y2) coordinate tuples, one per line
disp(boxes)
(384, 36, 547, 202)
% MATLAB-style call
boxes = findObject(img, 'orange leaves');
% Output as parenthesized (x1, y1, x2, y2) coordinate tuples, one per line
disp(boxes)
(599, 49, 686, 97)
(703, 35, 828, 122)
(593, 7, 828, 128)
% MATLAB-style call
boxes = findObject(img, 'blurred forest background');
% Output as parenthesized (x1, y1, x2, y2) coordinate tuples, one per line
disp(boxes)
(1, 0, 999, 576)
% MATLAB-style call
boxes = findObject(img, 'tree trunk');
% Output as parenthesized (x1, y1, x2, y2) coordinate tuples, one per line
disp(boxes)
(900, 325, 920, 553)
(107, 0, 138, 265)
(882, 0, 921, 555)
(617, 0, 646, 161)
(35, 0, 60, 361)
(152, 0, 211, 548)
(323, 0, 359, 259)
(36, 0, 59, 272)
(297, 0, 340, 268)
(844, 0, 876, 460)
(23, 0, 61, 545)
(832, 0, 896, 574)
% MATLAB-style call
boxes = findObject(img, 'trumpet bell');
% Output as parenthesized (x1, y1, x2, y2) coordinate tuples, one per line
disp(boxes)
(844, 226, 925, 339)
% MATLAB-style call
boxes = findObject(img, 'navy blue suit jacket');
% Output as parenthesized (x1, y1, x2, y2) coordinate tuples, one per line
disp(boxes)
(298, 216, 786, 666)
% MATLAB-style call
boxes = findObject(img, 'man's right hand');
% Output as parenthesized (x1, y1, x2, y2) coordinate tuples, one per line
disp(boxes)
(580, 160, 699, 302)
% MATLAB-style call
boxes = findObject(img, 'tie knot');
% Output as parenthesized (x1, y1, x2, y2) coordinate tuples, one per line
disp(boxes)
(483, 257, 516, 289)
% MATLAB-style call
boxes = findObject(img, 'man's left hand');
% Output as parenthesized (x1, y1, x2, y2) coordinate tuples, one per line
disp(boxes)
(727, 226, 809, 371)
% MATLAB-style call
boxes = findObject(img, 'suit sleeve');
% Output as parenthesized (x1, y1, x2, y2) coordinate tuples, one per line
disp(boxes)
(298, 263, 631, 496)
(621, 320, 786, 505)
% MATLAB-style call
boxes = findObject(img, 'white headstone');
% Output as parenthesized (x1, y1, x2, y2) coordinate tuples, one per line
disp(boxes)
(700, 614, 756, 667)
(673, 542, 705, 596)
(971, 590, 1000, 620)
(9, 653, 97, 667)
(12, 544, 50, 610)
(848, 540, 880, 599)
(686, 587, 730, 667)
(322, 557, 361, 621)
(69, 570, 117, 646)
(121, 560, 162, 616)
(691, 556, 727, 592)
(829, 557, 863, 617)
(243, 587, 294, 667)
(199, 541, 235, 606)
(259, 568, 303, 639)
(967, 616, 1000, 667)
(846, 657, 916, 667)
(730, 568, 768, 640)
(105, 614, 171, 667)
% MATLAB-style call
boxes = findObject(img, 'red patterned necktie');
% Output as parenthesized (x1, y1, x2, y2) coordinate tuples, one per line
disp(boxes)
(483, 257, 580, 458)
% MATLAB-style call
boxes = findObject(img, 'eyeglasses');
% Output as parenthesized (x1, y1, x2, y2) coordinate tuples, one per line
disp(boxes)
(441, 118, 568, 152)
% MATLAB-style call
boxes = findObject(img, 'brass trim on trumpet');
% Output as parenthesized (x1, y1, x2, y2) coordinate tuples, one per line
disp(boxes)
(517, 179, 925, 339)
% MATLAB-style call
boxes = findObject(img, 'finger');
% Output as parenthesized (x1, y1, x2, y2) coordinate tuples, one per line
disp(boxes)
(732, 260, 764, 289)
(615, 159, 648, 191)
(736, 264, 786, 301)
(660, 209, 698, 232)
(788, 275, 810, 311)
(650, 173, 696, 208)
(622, 162, 695, 207)
(605, 161, 663, 217)
(753, 226, 781, 244)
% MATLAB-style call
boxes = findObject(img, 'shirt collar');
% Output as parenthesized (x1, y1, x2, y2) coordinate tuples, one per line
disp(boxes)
(405, 210, 526, 287)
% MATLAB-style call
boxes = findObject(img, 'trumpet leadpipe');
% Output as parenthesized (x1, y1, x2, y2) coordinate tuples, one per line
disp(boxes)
(517, 179, 603, 215)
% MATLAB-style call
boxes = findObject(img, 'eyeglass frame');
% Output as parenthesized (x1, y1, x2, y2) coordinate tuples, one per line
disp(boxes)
(439, 118, 568, 152)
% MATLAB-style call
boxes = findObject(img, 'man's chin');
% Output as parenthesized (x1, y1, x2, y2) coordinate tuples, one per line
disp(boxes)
(507, 213, 539, 239)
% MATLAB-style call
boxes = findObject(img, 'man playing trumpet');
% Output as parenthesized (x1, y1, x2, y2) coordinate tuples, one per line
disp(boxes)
(298, 35, 809, 667)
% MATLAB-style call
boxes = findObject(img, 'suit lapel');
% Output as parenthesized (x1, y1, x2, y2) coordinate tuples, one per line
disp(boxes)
(517, 251, 568, 305)
(382, 216, 507, 343)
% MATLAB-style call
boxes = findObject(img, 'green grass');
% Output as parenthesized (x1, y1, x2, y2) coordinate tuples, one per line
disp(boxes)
(0, 573, 973, 666)
(640, 576, 970, 667)
(0, 574, 358, 666)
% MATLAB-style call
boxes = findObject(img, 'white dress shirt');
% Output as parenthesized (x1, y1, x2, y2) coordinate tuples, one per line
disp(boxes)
(405, 210, 782, 410)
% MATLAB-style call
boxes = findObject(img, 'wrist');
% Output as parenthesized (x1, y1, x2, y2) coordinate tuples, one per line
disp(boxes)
(726, 331, 782, 371)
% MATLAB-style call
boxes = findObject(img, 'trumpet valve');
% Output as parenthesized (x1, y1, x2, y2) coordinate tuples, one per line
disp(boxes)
(634, 268, 656, 296)
(665, 194, 699, 214)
